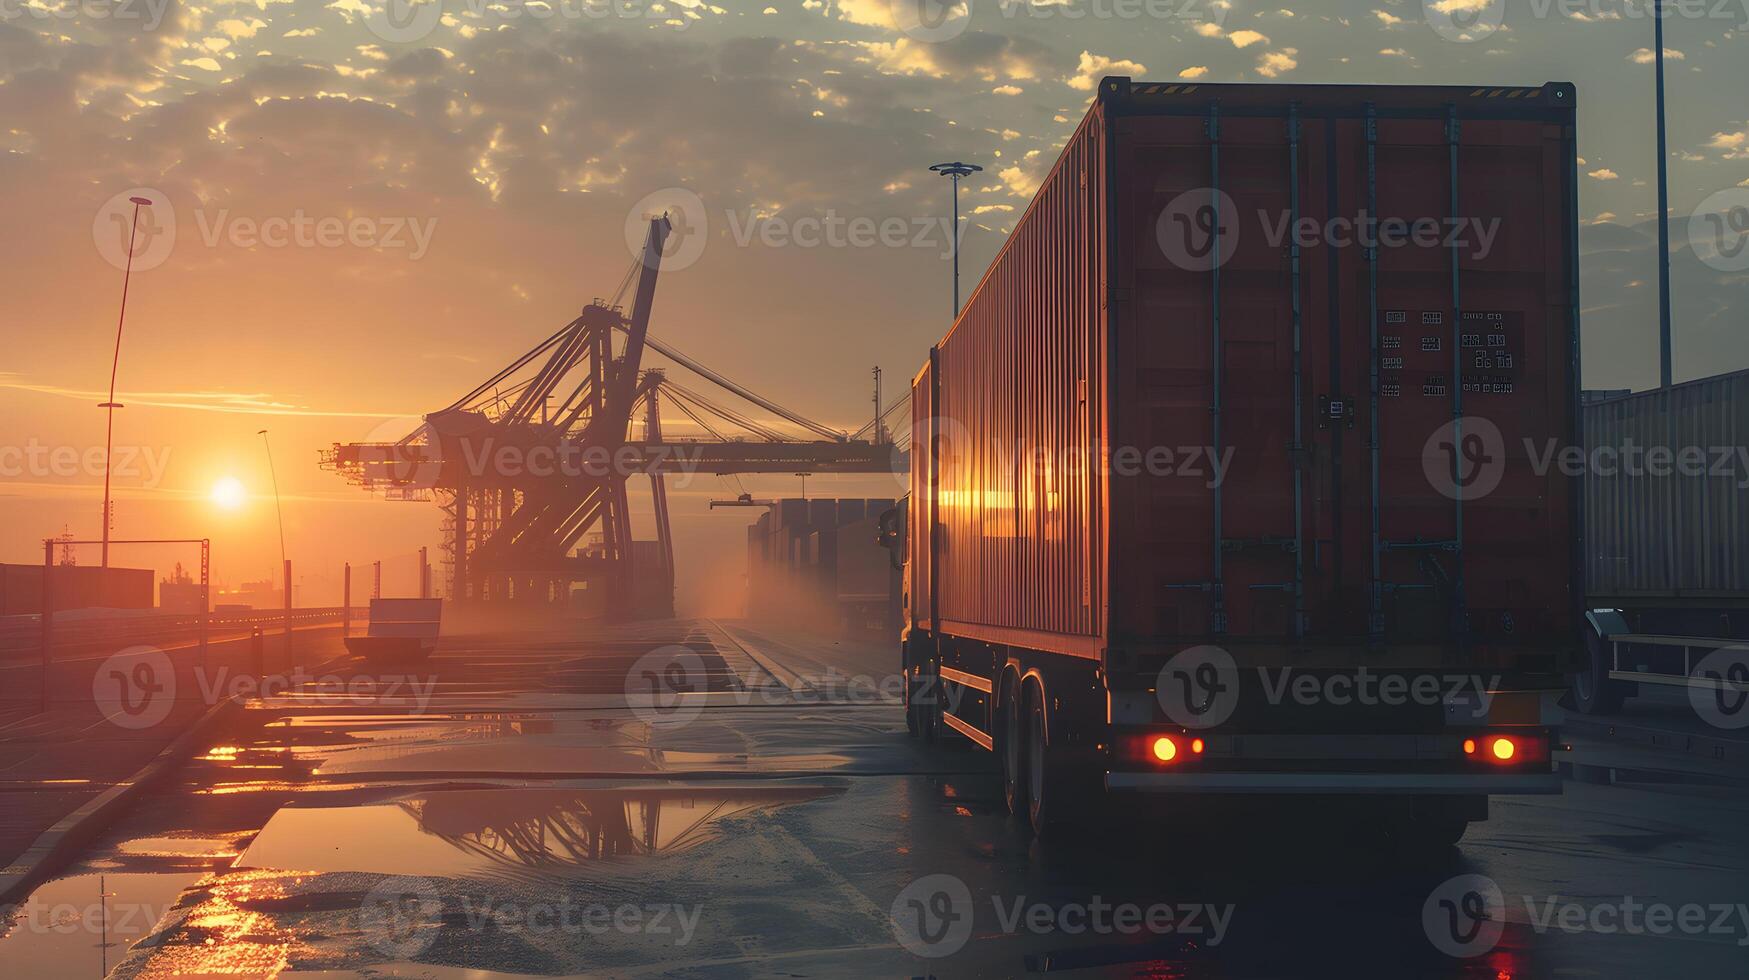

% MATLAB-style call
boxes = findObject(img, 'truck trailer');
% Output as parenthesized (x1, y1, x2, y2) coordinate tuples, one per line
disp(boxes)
(894, 78, 1584, 842)
(1571, 369, 1749, 715)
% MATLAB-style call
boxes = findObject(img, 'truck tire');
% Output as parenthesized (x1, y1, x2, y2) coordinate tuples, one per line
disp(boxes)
(1570, 622, 1628, 715)
(1000, 674, 1027, 818)
(1025, 687, 1067, 833)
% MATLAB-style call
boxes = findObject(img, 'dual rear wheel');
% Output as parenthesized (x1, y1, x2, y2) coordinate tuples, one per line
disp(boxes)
(999, 677, 1066, 833)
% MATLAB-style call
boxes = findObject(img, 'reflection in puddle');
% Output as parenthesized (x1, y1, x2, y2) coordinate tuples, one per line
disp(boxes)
(0, 871, 202, 979)
(239, 785, 843, 878)
(115, 836, 241, 860)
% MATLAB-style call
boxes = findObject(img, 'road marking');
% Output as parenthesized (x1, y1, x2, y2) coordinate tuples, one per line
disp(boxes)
(708, 620, 811, 695)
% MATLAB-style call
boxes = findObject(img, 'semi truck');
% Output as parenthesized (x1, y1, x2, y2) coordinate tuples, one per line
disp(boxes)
(1570, 370, 1749, 715)
(889, 78, 1584, 843)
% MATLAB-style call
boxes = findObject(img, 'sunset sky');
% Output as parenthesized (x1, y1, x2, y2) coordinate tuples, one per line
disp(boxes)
(2, 0, 1745, 610)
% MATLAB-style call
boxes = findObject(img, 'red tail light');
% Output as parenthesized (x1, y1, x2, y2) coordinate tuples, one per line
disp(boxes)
(1151, 736, 1179, 763)
(1460, 731, 1549, 765)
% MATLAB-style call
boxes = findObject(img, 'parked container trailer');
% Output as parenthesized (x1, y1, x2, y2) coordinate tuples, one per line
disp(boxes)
(1569, 369, 1749, 713)
(894, 78, 1583, 841)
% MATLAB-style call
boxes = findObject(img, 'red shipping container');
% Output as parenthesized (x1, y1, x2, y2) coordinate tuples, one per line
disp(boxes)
(911, 78, 1581, 679)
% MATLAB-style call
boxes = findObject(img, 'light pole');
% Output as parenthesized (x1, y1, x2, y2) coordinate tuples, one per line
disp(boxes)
(929, 162, 982, 317)
(258, 429, 287, 570)
(100, 195, 153, 568)
(259, 429, 290, 639)
(1653, 0, 1673, 387)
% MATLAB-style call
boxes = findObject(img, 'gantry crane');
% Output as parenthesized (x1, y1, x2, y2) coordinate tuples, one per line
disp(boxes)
(325, 215, 907, 615)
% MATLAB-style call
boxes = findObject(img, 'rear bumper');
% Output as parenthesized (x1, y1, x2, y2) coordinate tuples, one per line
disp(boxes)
(1105, 771, 1561, 794)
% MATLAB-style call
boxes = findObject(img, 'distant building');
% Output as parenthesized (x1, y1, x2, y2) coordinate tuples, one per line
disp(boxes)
(159, 562, 205, 613)
(0, 563, 153, 616)
(213, 579, 293, 610)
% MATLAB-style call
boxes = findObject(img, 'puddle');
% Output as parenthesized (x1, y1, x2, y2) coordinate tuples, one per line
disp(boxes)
(115, 836, 241, 860)
(237, 786, 843, 878)
(0, 871, 202, 979)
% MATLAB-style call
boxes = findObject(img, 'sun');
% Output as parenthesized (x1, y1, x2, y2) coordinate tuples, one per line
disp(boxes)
(211, 477, 246, 510)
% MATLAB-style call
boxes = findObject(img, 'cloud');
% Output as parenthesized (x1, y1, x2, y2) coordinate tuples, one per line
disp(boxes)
(1373, 10, 1405, 26)
(1628, 47, 1685, 64)
(1178, 66, 1209, 79)
(1256, 48, 1298, 78)
(216, 18, 268, 39)
(851, 33, 1050, 82)
(1706, 130, 1747, 159)
(1066, 50, 1146, 91)
(1589, 168, 1620, 180)
(1195, 23, 1269, 48)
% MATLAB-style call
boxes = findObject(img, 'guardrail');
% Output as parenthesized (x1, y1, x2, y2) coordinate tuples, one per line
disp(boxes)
(0, 607, 368, 656)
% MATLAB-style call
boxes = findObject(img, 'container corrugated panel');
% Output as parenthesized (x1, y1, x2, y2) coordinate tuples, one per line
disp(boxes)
(919, 100, 1106, 652)
(1584, 369, 1749, 599)
(913, 78, 1580, 666)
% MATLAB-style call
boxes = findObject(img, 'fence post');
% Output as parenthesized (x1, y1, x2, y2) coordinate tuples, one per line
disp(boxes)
(282, 558, 293, 661)
(40, 538, 53, 712)
(343, 563, 352, 638)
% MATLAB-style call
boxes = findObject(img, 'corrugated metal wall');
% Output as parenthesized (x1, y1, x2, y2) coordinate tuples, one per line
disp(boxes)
(921, 105, 1105, 643)
(1585, 369, 1749, 597)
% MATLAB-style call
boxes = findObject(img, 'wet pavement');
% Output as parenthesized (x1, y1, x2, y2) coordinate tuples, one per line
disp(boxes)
(2, 619, 1747, 978)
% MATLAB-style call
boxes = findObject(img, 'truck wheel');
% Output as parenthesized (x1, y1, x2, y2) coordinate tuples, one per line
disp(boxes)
(1025, 690, 1062, 832)
(919, 667, 940, 743)
(1000, 675, 1027, 818)
(1570, 623, 1628, 715)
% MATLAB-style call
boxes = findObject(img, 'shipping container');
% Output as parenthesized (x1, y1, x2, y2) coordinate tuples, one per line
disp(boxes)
(1567, 369, 1749, 714)
(1584, 369, 1749, 601)
(901, 78, 1582, 837)
(748, 498, 896, 631)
